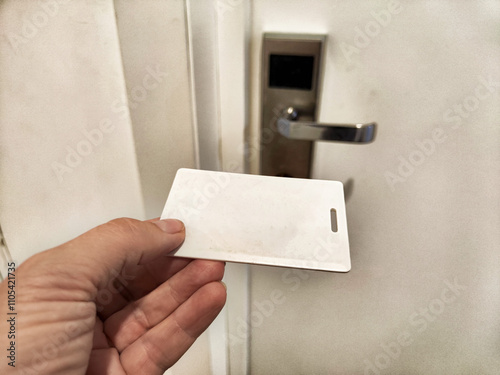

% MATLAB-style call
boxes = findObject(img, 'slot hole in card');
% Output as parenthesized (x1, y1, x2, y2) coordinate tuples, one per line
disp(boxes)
(330, 208, 338, 232)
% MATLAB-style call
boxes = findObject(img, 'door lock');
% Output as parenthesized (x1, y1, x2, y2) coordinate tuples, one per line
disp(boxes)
(260, 33, 377, 178)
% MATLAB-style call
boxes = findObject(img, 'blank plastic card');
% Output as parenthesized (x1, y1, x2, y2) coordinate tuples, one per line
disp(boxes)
(160, 168, 351, 272)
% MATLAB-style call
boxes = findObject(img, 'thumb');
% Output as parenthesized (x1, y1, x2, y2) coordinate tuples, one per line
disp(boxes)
(56, 217, 185, 296)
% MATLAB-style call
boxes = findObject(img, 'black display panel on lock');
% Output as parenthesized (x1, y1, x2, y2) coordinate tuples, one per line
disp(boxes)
(260, 34, 324, 178)
(269, 54, 315, 90)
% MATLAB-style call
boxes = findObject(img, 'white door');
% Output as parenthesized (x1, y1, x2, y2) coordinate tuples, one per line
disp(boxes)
(236, 1, 500, 374)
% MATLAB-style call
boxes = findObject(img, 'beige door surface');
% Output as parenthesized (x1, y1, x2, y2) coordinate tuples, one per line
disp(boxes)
(245, 1, 500, 374)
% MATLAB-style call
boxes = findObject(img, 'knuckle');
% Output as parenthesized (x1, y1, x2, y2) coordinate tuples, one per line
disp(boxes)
(88, 218, 144, 250)
(107, 217, 141, 232)
(197, 260, 225, 281)
(101, 217, 143, 239)
(132, 303, 151, 331)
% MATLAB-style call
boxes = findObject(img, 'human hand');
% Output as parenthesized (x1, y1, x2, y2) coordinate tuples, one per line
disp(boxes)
(0, 218, 226, 374)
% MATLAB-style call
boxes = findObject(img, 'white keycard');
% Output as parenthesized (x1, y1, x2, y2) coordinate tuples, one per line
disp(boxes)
(160, 168, 351, 272)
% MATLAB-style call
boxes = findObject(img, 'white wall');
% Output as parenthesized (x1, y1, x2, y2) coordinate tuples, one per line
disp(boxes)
(186, 0, 247, 174)
(0, 0, 144, 265)
(186, 0, 222, 172)
(0, 0, 201, 260)
(0, 1, 215, 374)
(114, 0, 198, 219)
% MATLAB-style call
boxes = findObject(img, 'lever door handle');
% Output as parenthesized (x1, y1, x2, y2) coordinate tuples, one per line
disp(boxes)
(277, 107, 377, 143)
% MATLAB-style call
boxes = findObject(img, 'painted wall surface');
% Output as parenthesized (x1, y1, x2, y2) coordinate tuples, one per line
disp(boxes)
(186, 0, 247, 174)
(187, 0, 222, 172)
(0, 0, 144, 264)
(0, 1, 210, 374)
(248, 1, 500, 374)
(114, 0, 198, 219)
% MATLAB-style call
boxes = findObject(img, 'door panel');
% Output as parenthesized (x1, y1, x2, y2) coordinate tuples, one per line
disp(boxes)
(248, 1, 500, 373)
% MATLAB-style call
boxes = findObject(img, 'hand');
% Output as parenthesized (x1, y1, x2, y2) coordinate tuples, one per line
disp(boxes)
(0, 218, 226, 374)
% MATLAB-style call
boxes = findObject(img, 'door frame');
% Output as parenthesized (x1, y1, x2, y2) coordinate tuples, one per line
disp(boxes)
(185, 0, 251, 374)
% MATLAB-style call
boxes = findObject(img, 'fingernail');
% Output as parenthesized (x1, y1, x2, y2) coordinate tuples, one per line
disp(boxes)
(154, 219, 184, 234)
(220, 281, 227, 291)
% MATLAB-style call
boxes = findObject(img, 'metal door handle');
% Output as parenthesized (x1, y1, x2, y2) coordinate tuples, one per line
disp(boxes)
(277, 107, 377, 143)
